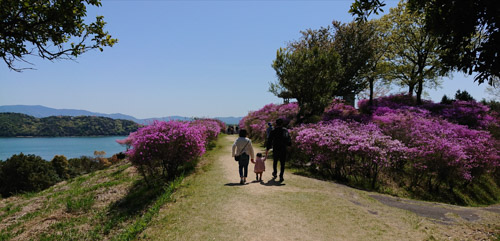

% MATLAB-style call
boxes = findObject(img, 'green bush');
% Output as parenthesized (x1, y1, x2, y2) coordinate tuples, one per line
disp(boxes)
(0, 153, 59, 197)
(51, 155, 70, 180)
(67, 156, 105, 177)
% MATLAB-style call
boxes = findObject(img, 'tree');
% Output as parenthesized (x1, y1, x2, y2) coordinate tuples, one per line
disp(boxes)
(381, 1, 448, 104)
(350, 0, 499, 85)
(455, 90, 475, 102)
(358, 18, 392, 107)
(331, 21, 377, 105)
(271, 27, 341, 122)
(0, 0, 117, 71)
(271, 21, 379, 119)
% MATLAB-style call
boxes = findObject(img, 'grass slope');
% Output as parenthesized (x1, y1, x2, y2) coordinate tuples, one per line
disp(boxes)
(0, 135, 224, 240)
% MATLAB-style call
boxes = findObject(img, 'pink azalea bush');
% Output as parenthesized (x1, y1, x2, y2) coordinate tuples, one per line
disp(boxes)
(190, 119, 224, 143)
(322, 99, 366, 122)
(372, 108, 500, 190)
(437, 100, 498, 129)
(358, 94, 499, 130)
(118, 119, 222, 184)
(292, 120, 409, 188)
(239, 102, 299, 140)
(244, 97, 499, 203)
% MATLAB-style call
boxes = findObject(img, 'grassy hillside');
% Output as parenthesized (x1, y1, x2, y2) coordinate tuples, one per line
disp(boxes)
(0, 135, 224, 240)
(0, 113, 139, 137)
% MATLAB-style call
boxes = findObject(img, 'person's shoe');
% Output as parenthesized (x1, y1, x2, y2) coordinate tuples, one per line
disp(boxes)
(272, 173, 277, 178)
(279, 177, 284, 182)
(240, 179, 244, 185)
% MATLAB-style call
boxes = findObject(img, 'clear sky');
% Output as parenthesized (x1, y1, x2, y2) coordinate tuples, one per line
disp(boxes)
(0, 0, 491, 119)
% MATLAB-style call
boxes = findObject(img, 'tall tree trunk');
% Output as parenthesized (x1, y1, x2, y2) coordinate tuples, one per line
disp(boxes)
(343, 92, 355, 107)
(416, 78, 423, 105)
(408, 84, 415, 96)
(369, 77, 374, 106)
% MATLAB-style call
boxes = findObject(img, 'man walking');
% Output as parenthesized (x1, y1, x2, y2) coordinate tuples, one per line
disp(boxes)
(266, 118, 291, 182)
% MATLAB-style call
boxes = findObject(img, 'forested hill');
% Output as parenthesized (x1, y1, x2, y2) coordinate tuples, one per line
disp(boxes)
(0, 113, 140, 137)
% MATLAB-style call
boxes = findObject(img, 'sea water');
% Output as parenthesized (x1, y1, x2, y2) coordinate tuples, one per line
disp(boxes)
(0, 136, 128, 161)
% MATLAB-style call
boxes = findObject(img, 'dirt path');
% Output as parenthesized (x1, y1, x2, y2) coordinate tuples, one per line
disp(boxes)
(141, 135, 500, 240)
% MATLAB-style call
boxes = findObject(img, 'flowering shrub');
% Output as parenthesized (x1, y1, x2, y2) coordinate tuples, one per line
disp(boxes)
(292, 120, 409, 187)
(190, 119, 223, 143)
(372, 109, 500, 190)
(322, 99, 366, 122)
(358, 94, 432, 113)
(240, 97, 500, 203)
(359, 94, 499, 130)
(121, 121, 207, 183)
(438, 100, 498, 129)
(239, 102, 299, 140)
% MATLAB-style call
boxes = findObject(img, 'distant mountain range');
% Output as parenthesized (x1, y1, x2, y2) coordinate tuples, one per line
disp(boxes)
(0, 105, 242, 125)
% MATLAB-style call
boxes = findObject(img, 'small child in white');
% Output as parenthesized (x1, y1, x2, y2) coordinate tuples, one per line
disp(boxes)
(252, 153, 266, 181)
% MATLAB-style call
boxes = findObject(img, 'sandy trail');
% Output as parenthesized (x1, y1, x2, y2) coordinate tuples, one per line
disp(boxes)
(143, 135, 500, 240)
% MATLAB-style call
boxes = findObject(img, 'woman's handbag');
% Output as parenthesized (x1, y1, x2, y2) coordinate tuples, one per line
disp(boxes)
(234, 140, 250, 161)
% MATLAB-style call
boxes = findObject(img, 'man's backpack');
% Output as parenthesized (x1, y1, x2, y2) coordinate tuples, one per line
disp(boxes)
(273, 127, 291, 149)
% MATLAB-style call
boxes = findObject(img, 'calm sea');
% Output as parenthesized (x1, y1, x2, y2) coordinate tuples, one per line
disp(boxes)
(0, 136, 128, 161)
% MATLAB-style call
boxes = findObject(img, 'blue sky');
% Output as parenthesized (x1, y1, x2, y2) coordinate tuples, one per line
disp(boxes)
(0, 0, 491, 119)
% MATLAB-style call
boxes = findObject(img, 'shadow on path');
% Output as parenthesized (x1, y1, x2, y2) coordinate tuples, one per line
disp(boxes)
(260, 178, 286, 187)
(224, 182, 249, 186)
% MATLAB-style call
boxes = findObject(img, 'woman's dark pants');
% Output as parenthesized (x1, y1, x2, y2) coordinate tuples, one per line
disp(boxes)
(238, 154, 249, 178)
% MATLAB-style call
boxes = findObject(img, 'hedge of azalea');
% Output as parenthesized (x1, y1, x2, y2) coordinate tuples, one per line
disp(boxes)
(242, 96, 500, 203)
(239, 102, 299, 140)
(117, 119, 224, 184)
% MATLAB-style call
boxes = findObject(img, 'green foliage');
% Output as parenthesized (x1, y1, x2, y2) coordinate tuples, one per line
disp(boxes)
(0, 0, 117, 71)
(380, 1, 448, 104)
(67, 156, 106, 178)
(455, 90, 475, 102)
(0, 154, 59, 197)
(332, 21, 377, 102)
(350, 0, 499, 85)
(51, 155, 70, 180)
(0, 113, 139, 137)
(271, 27, 341, 121)
(440, 95, 453, 105)
(271, 21, 378, 120)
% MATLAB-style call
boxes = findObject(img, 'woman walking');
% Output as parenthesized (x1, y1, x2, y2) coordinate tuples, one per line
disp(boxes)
(232, 129, 255, 184)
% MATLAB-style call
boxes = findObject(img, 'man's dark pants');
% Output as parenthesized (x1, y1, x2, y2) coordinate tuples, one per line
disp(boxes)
(272, 150, 286, 178)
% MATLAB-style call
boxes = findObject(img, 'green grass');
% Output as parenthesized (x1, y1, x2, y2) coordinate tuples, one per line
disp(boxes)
(114, 176, 184, 241)
(66, 194, 95, 213)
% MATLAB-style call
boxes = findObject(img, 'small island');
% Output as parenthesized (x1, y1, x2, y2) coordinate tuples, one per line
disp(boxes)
(0, 113, 140, 137)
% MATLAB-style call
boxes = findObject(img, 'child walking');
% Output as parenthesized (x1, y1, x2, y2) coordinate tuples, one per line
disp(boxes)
(252, 153, 266, 181)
